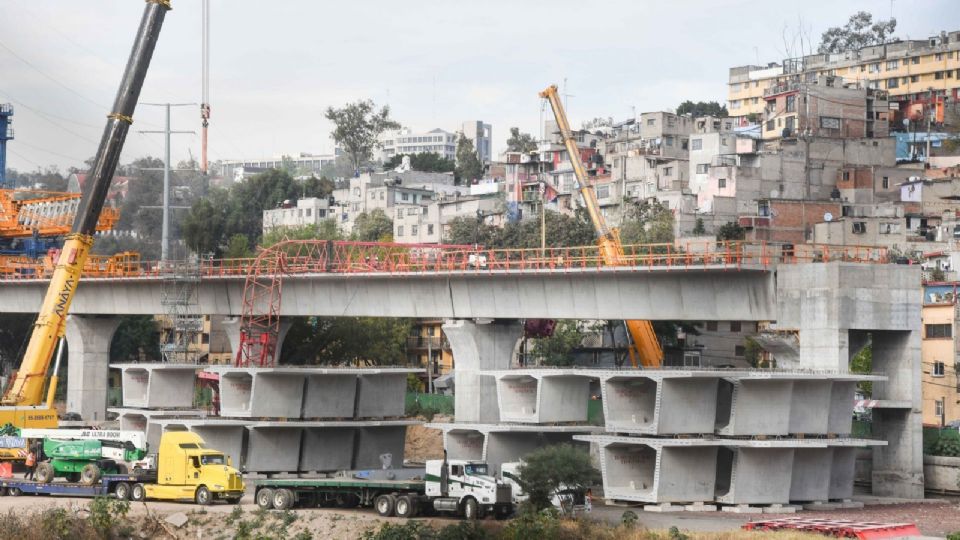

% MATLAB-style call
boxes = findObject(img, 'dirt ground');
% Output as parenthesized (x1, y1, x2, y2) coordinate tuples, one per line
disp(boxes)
(403, 414, 449, 463)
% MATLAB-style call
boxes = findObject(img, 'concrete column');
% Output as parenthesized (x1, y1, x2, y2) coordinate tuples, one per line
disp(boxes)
(443, 319, 522, 423)
(220, 316, 294, 363)
(65, 315, 121, 421)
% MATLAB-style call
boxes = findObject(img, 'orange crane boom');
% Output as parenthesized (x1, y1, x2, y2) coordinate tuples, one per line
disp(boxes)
(539, 84, 663, 368)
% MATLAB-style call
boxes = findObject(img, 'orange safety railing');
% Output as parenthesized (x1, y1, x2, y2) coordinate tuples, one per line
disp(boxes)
(0, 241, 891, 281)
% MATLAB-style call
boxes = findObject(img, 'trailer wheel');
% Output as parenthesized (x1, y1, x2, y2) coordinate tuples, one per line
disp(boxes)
(80, 463, 101, 486)
(0, 487, 7, 496)
(195, 486, 212, 506)
(114, 482, 131, 501)
(395, 495, 415, 519)
(463, 497, 479, 520)
(256, 488, 274, 510)
(375, 494, 395, 517)
(273, 488, 294, 510)
(35, 462, 54, 484)
(131, 483, 146, 502)
(8, 487, 20, 497)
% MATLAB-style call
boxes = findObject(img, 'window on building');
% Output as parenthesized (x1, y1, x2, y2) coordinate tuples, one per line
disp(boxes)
(401, 192, 410, 201)
(706, 321, 718, 331)
(408, 207, 418, 215)
(596, 186, 610, 199)
(380, 192, 385, 200)
(665, 136, 674, 146)
(691, 138, 703, 150)
(936, 399, 945, 417)
(663, 167, 673, 176)
(935, 71, 945, 80)
(820, 116, 841, 129)
(934, 361, 946, 377)
(696, 163, 709, 174)
(306, 209, 312, 217)
(882, 176, 889, 189)
(786, 95, 796, 112)
(886, 60, 899, 70)
(730, 321, 741, 332)
(766, 120, 775, 131)
(667, 117, 676, 127)
(353, 187, 360, 196)
(427, 224, 434, 235)
(936, 53, 944, 61)
(397, 226, 404, 236)
(718, 178, 727, 188)
(411, 225, 418, 235)
(396, 208, 403, 218)
(868, 63, 881, 73)
(852, 221, 866, 234)
(912, 56, 920, 65)
(911, 75, 919, 83)
(887, 78, 899, 89)
(735, 345, 746, 357)
(926, 324, 952, 339)
(647, 118, 655, 126)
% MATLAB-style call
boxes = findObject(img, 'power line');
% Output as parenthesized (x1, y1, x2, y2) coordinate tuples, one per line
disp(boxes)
(6, 148, 42, 169)
(0, 38, 108, 110)
(13, 139, 87, 163)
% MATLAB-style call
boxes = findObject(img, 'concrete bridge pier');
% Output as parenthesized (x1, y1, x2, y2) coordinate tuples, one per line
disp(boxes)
(65, 315, 121, 421)
(443, 319, 522, 423)
(220, 316, 294, 362)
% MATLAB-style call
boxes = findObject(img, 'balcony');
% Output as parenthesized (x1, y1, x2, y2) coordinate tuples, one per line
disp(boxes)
(763, 82, 801, 98)
(407, 335, 449, 350)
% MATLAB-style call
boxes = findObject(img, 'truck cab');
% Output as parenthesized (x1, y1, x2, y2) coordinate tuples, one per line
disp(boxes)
(424, 458, 512, 519)
(140, 432, 244, 505)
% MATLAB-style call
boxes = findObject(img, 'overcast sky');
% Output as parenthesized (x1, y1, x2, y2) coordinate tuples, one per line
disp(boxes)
(0, 0, 957, 174)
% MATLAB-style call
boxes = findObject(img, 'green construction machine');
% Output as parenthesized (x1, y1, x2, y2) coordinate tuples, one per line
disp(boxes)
(21, 429, 152, 485)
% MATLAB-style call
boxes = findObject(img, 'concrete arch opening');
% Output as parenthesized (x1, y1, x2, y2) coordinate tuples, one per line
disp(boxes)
(605, 444, 656, 497)
(605, 377, 657, 430)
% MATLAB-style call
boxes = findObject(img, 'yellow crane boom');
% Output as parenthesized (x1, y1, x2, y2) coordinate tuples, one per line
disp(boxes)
(0, 1, 171, 430)
(539, 85, 663, 368)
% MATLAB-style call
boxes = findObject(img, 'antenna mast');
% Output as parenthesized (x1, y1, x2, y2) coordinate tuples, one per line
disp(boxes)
(200, 0, 210, 175)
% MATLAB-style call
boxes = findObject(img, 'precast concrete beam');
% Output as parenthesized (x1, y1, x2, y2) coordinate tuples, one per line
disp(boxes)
(788, 380, 833, 435)
(717, 379, 793, 436)
(356, 373, 407, 418)
(191, 424, 247, 470)
(66, 316, 121, 421)
(109, 408, 204, 450)
(301, 427, 355, 472)
(246, 426, 303, 472)
(111, 364, 198, 409)
(789, 448, 833, 502)
(601, 375, 719, 435)
(354, 426, 407, 470)
(716, 447, 795, 505)
(303, 374, 357, 419)
(828, 381, 857, 435)
(493, 372, 594, 423)
(829, 447, 857, 501)
(443, 429, 486, 461)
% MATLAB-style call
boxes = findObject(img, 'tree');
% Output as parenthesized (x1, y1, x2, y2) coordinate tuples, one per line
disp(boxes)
(110, 316, 160, 363)
(676, 100, 728, 118)
(223, 234, 253, 259)
(325, 100, 400, 173)
(818, 11, 896, 54)
(182, 193, 227, 256)
(383, 152, 455, 173)
(619, 199, 675, 245)
(280, 316, 412, 366)
(506, 127, 537, 153)
(262, 221, 341, 247)
(716, 222, 746, 241)
(454, 134, 483, 184)
(517, 444, 600, 513)
(352, 209, 393, 242)
(531, 321, 583, 367)
(851, 341, 872, 396)
(692, 217, 706, 236)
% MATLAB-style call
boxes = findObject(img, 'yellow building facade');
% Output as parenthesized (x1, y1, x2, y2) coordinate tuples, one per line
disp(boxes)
(729, 32, 960, 120)
(407, 319, 454, 383)
(921, 283, 960, 426)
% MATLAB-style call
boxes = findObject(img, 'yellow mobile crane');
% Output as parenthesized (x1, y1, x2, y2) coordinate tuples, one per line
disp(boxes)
(539, 85, 663, 367)
(0, 1, 171, 445)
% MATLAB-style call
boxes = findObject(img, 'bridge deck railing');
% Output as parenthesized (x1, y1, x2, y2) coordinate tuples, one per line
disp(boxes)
(0, 241, 890, 281)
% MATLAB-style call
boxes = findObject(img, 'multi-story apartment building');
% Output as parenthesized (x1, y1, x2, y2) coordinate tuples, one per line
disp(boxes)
(761, 75, 890, 140)
(378, 128, 458, 162)
(920, 282, 960, 426)
(407, 319, 455, 389)
(262, 197, 332, 234)
(220, 153, 335, 182)
(729, 30, 960, 122)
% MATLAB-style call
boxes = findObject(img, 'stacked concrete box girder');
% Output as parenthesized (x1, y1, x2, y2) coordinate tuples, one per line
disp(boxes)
(113, 364, 422, 473)
(576, 435, 886, 505)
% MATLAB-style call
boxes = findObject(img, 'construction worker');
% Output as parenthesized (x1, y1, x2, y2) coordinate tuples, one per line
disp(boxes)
(23, 444, 36, 480)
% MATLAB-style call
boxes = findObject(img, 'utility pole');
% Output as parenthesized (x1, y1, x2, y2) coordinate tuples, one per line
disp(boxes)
(140, 103, 196, 262)
(926, 87, 935, 168)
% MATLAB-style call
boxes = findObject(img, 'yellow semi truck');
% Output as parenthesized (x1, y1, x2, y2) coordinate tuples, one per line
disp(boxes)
(1, 432, 244, 505)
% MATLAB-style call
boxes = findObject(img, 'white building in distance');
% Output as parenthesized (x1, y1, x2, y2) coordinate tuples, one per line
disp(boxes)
(262, 197, 333, 234)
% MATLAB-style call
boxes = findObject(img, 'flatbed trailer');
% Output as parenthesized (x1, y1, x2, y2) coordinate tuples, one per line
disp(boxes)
(0, 472, 156, 498)
(255, 472, 514, 520)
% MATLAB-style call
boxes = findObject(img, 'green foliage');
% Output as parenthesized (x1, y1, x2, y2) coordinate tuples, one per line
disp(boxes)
(226, 506, 244, 525)
(947, 533, 960, 540)
(675, 100, 728, 118)
(619, 199, 674, 245)
(531, 321, 583, 367)
(445, 210, 595, 249)
(621, 510, 638, 528)
(262, 221, 342, 247)
(88, 496, 129, 536)
(436, 522, 489, 540)
(931, 437, 960, 457)
(182, 192, 227, 256)
(506, 127, 537, 153)
(280, 316, 412, 366)
(352, 209, 394, 242)
(326, 99, 401, 171)
(383, 152, 455, 173)
(361, 521, 436, 540)
(692, 218, 706, 236)
(455, 134, 484, 184)
(517, 444, 601, 512)
(819, 11, 897, 54)
(716, 222, 746, 241)
(743, 337, 767, 368)
(930, 267, 947, 282)
(668, 525, 690, 540)
(110, 315, 160, 363)
(851, 342, 872, 396)
(499, 509, 563, 540)
(223, 234, 253, 259)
